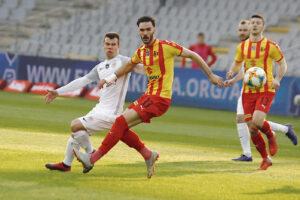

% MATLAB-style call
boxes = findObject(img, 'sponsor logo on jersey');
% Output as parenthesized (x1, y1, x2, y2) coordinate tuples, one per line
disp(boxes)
(148, 75, 160, 80)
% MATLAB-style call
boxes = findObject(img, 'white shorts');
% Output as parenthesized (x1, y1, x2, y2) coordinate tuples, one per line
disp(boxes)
(236, 95, 244, 115)
(78, 106, 119, 135)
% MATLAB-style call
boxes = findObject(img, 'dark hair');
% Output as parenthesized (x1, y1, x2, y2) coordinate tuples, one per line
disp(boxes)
(137, 16, 156, 27)
(104, 32, 120, 44)
(251, 14, 265, 25)
(198, 32, 204, 37)
(239, 19, 249, 25)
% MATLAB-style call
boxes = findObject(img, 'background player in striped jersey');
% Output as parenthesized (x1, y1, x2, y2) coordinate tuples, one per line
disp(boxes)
(226, 20, 297, 162)
(73, 16, 224, 178)
(227, 14, 288, 170)
(44, 32, 152, 173)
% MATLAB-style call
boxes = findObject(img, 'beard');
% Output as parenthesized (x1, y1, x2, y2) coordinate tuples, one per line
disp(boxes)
(141, 33, 154, 45)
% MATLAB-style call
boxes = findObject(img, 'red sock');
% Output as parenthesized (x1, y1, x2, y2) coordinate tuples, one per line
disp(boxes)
(121, 129, 145, 151)
(251, 130, 268, 159)
(121, 129, 151, 160)
(139, 147, 152, 160)
(260, 121, 275, 139)
(98, 115, 128, 155)
(90, 150, 104, 164)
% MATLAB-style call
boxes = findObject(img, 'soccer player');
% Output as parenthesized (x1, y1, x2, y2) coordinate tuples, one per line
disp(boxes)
(226, 20, 297, 162)
(73, 16, 224, 178)
(45, 32, 152, 173)
(226, 14, 288, 170)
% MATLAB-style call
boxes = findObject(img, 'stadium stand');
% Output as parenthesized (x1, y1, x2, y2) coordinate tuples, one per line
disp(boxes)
(1, 0, 300, 74)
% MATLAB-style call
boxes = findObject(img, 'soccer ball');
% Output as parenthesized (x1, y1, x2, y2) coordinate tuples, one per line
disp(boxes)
(244, 67, 266, 90)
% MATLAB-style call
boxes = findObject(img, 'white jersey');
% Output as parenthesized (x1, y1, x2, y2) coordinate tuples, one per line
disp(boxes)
(85, 54, 131, 117)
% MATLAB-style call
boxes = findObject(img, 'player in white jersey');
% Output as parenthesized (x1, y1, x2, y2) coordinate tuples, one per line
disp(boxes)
(45, 32, 153, 173)
(225, 20, 297, 162)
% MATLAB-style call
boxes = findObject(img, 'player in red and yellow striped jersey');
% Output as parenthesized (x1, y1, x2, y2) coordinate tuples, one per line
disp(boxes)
(73, 16, 224, 178)
(228, 14, 287, 170)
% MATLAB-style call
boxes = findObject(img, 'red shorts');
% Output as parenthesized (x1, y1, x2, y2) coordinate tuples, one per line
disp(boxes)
(128, 94, 171, 123)
(242, 92, 275, 122)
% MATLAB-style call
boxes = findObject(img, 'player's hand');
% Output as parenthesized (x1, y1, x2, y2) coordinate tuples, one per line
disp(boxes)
(224, 79, 234, 87)
(226, 71, 234, 80)
(45, 89, 58, 104)
(209, 74, 224, 88)
(98, 79, 106, 89)
(271, 78, 280, 90)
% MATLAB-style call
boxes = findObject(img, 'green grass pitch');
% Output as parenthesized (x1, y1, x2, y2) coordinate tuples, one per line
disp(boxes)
(0, 91, 300, 200)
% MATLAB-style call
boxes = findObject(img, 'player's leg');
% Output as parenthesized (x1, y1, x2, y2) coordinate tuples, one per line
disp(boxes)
(45, 118, 93, 172)
(233, 95, 252, 161)
(252, 111, 277, 156)
(243, 93, 271, 170)
(89, 108, 143, 164)
(268, 121, 297, 145)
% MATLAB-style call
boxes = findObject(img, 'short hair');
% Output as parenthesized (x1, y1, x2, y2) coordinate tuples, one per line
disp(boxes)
(239, 19, 250, 25)
(251, 14, 265, 25)
(137, 16, 156, 27)
(198, 32, 204, 37)
(104, 32, 120, 44)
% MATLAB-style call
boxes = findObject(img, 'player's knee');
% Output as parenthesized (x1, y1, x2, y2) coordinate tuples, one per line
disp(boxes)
(248, 122, 258, 135)
(70, 119, 81, 133)
(252, 118, 263, 129)
(236, 115, 245, 123)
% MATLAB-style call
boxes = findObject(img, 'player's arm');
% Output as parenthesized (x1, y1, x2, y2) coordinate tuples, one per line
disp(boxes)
(45, 65, 99, 104)
(180, 47, 224, 87)
(45, 76, 93, 104)
(224, 68, 244, 87)
(272, 57, 287, 90)
(226, 61, 243, 80)
(98, 61, 137, 89)
(132, 63, 146, 75)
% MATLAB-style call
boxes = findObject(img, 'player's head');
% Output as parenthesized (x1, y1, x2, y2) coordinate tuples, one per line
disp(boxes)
(237, 20, 250, 41)
(103, 32, 120, 59)
(197, 33, 205, 45)
(137, 16, 156, 46)
(250, 14, 265, 36)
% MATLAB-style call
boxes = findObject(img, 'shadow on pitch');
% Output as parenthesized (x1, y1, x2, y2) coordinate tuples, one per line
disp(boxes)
(245, 185, 300, 195)
(86, 160, 257, 179)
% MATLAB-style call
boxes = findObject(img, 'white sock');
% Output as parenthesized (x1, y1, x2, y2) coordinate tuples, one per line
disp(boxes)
(237, 123, 251, 157)
(269, 121, 288, 134)
(72, 130, 94, 154)
(63, 136, 80, 166)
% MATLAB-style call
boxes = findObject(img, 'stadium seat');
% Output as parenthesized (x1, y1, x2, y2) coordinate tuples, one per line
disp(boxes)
(0, 8, 9, 20)
(3, 0, 18, 9)
(19, 0, 35, 10)
(9, 8, 26, 22)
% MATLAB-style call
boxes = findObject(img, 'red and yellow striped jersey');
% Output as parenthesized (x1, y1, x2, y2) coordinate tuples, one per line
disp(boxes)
(235, 37, 284, 94)
(131, 39, 183, 99)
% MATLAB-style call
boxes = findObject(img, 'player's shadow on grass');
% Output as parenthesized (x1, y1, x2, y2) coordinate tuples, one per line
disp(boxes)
(89, 160, 256, 179)
(245, 186, 300, 195)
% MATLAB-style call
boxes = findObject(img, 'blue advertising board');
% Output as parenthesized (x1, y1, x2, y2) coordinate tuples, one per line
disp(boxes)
(0, 53, 299, 116)
(17, 55, 98, 87)
(0, 53, 18, 82)
(127, 68, 300, 116)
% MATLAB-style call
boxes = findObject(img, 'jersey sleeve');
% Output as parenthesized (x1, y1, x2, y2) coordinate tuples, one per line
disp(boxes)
(85, 65, 100, 81)
(131, 49, 141, 64)
(234, 43, 244, 63)
(270, 42, 284, 62)
(165, 41, 183, 56)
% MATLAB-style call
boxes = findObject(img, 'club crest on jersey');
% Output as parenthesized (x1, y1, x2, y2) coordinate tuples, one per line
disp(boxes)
(250, 60, 256, 66)
(153, 51, 158, 57)
(260, 47, 265, 52)
(146, 51, 150, 56)
(105, 64, 109, 69)
(251, 46, 256, 50)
